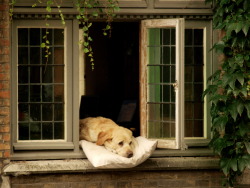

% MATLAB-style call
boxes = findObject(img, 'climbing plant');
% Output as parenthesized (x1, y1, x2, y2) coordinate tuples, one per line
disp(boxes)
(10, 0, 119, 70)
(203, 0, 250, 187)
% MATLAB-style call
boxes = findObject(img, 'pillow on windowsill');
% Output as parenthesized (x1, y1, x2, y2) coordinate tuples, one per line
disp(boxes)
(79, 136, 157, 169)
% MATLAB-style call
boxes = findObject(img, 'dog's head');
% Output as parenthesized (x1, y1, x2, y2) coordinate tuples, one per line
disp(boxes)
(96, 126, 136, 158)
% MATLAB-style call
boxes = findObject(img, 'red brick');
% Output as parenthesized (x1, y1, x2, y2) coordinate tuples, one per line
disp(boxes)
(0, 90, 10, 98)
(3, 133, 10, 141)
(0, 73, 10, 80)
(3, 150, 10, 158)
(0, 126, 9, 133)
(0, 143, 10, 149)
(0, 63, 10, 73)
(0, 55, 9, 63)
(0, 38, 9, 46)
(0, 81, 10, 90)
(0, 99, 10, 106)
(0, 46, 9, 55)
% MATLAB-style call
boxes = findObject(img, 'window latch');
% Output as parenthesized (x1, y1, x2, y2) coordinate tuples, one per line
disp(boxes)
(172, 80, 178, 91)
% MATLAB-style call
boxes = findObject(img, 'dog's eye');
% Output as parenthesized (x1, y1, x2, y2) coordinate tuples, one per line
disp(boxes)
(129, 141, 132, 145)
(118, 141, 124, 146)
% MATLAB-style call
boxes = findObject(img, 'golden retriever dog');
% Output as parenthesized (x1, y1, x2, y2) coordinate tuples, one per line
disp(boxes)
(79, 117, 136, 158)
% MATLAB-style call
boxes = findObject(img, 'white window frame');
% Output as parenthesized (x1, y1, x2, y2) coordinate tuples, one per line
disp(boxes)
(140, 19, 185, 149)
(140, 19, 212, 149)
(11, 20, 81, 158)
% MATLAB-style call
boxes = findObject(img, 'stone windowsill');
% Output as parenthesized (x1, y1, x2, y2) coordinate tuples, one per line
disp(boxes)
(3, 157, 220, 177)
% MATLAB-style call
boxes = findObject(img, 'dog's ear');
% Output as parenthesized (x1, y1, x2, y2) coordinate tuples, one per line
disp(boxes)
(96, 131, 112, 146)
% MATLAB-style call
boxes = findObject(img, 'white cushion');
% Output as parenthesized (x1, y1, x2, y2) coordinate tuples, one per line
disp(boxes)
(79, 136, 157, 169)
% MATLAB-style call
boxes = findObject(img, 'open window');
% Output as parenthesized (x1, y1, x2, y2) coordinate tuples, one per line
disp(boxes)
(140, 19, 185, 149)
(81, 19, 212, 150)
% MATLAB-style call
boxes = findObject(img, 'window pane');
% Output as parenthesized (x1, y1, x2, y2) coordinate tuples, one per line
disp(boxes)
(54, 123, 64, 139)
(147, 27, 176, 140)
(18, 29, 28, 45)
(30, 28, 41, 45)
(30, 123, 41, 140)
(19, 123, 29, 140)
(184, 29, 204, 137)
(42, 123, 53, 139)
(17, 27, 65, 141)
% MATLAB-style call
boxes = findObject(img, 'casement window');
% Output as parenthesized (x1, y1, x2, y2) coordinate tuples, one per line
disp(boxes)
(11, 20, 81, 158)
(140, 19, 212, 149)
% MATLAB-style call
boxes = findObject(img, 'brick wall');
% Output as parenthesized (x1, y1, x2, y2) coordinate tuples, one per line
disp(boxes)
(0, 0, 11, 181)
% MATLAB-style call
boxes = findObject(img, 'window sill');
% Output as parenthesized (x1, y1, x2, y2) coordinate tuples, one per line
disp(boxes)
(3, 156, 219, 176)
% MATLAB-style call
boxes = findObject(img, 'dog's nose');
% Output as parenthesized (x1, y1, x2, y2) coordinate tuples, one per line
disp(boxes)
(127, 152, 133, 158)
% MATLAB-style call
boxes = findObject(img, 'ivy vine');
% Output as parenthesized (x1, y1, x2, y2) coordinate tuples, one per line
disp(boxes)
(10, 0, 119, 70)
(204, 0, 250, 187)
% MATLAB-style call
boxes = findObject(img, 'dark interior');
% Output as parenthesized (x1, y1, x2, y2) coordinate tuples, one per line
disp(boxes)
(79, 22, 140, 136)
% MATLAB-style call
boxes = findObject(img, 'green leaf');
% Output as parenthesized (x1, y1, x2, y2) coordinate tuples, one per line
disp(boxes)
(242, 24, 249, 36)
(40, 43, 46, 48)
(220, 158, 230, 175)
(230, 158, 238, 172)
(244, 142, 250, 154)
(83, 48, 89, 53)
(228, 103, 238, 121)
(245, 103, 250, 118)
(237, 101, 244, 116)
(235, 22, 243, 33)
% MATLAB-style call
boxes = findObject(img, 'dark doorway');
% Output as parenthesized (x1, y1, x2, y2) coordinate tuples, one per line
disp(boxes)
(81, 22, 140, 135)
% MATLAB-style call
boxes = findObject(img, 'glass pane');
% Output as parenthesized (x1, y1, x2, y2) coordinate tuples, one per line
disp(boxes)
(185, 83, 193, 101)
(148, 84, 161, 102)
(30, 123, 41, 140)
(42, 66, 53, 83)
(170, 47, 175, 65)
(194, 84, 203, 101)
(42, 85, 53, 102)
(194, 102, 203, 119)
(185, 66, 193, 82)
(42, 104, 53, 121)
(162, 47, 170, 64)
(194, 66, 203, 82)
(185, 120, 193, 137)
(185, 102, 193, 119)
(18, 85, 29, 102)
(162, 66, 170, 83)
(162, 85, 170, 102)
(18, 47, 28, 64)
(147, 103, 161, 121)
(30, 28, 40, 46)
(18, 104, 28, 121)
(42, 123, 53, 139)
(194, 47, 203, 65)
(19, 123, 29, 140)
(30, 47, 41, 64)
(54, 103, 64, 121)
(54, 123, 64, 139)
(54, 85, 64, 102)
(162, 29, 170, 45)
(30, 85, 41, 102)
(30, 104, 41, 121)
(194, 29, 203, 45)
(185, 47, 193, 64)
(18, 29, 28, 45)
(148, 47, 161, 65)
(148, 28, 160, 46)
(185, 29, 192, 45)
(54, 47, 64, 65)
(148, 121, 161, 138)
(194, 120, 203, 137)
(18, 66, 28, 83)
(54, 66, 64, 83)
(54, 29, 64, 45)
(30, 66, 41, 83)
(170, 29, 176, 45)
